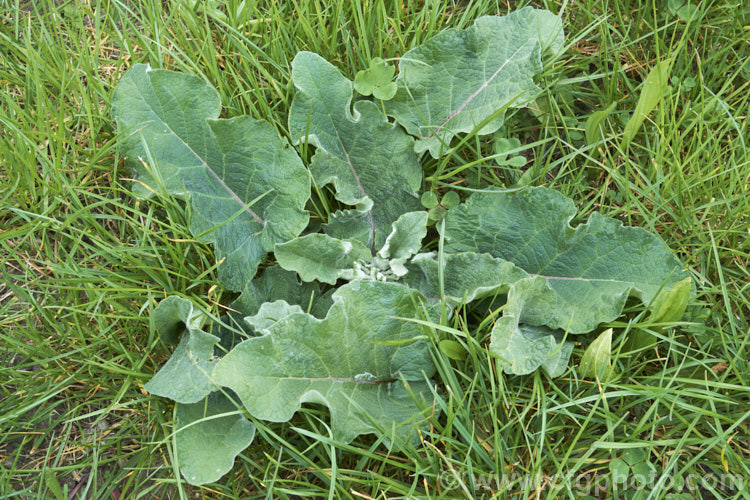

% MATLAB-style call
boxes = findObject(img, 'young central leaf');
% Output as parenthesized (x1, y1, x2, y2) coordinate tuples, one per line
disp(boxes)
(275, 233, 371, 284)
(113, 64, 310, 291)
(211, 280, 436, 444)
(385, 8, 564, 157)
(288, 52, 422, 251)
(275, 211, 429, 284)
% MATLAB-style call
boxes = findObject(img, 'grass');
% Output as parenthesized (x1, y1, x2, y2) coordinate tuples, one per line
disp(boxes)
(1, 0, 748, 498)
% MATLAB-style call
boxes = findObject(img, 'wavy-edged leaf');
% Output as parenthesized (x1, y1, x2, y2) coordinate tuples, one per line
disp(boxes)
(322, 209, 373, 247)
(244, 300, 306, 334)
(213, 265, 325, 351)
(175, 392, 255, 485)
(443, 187, 690, 333)
(145, 296, 219, 404)
(489, 278, 574, 376)
(288, 52, 422, 250)
(113, 64, 310, 290)
(404, 252, 527, 304)
(212, 280, 436, 444)
(385, 8, 564, 157)
(275, 233, 371, 284)
(378, 211, 429, 261)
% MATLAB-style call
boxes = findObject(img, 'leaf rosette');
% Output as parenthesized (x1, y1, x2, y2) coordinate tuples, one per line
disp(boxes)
(112, 8, 694, 486)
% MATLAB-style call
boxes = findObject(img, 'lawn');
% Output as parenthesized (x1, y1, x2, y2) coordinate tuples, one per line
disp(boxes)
(1, 0, 749, 498)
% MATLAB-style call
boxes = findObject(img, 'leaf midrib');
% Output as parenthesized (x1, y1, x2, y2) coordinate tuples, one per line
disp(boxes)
(138, 76, 266, 226)
(257, 375, 398, 384)
(428, 43, 527, 139)
(307, 66, 378, 249)
(335, 130, 377, 251)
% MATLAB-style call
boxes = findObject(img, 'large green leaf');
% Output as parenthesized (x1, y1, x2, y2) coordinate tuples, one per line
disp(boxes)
(443, 187, 690, 333)
(288, 52, 422, 250)
(113, 64, 310, 291)
(489, 278, 574, 376)
(404, 252, 527, 304)
(174, 392, 255, 485)
(275, 233, 371, 284)
(385, 8, 564, 157)
(212, 280, 435, 444)
(144, 296, 219, 404)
